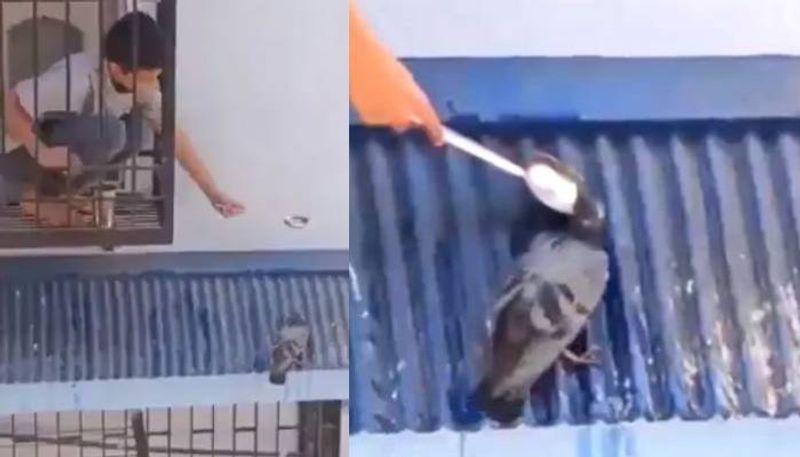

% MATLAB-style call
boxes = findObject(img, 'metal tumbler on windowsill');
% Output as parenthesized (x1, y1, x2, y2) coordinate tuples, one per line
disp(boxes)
(93, 183, 117, 229)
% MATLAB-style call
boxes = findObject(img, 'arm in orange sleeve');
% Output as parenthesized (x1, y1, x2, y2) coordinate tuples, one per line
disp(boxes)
(349, 0, 443, 145)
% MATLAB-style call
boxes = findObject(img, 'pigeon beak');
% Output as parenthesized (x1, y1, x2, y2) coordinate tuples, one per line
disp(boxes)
(525, 163, 579, 215)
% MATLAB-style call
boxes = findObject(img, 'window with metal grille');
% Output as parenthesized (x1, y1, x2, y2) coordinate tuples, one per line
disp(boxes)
(0, 401, 344, 456)
(0, 0, 176, 249)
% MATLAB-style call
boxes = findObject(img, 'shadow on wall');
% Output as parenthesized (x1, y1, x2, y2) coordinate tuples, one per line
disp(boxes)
(8, 16, 83, 87)
(1, 0, 135, 92)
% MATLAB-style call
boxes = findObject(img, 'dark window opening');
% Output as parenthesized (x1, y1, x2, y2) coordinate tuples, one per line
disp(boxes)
(0, 0, 176, 249)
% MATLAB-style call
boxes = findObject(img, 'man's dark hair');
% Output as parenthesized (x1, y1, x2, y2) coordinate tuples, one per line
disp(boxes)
(104, 12, 164, 72)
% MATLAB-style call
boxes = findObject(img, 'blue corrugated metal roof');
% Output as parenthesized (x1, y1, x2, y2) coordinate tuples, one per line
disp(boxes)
(349, 119, 800, 433)
(0, 257, 349, 384)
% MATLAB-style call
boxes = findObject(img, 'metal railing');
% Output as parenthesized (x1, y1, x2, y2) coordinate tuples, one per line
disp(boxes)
(0, 0, 175, 249)
(0, 401, 343, 456)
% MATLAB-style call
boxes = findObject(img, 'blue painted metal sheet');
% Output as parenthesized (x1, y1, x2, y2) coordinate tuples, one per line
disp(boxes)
(0, 267, 349, 383)
(351, 57, 800, 124)
(349, 120, 800, 433)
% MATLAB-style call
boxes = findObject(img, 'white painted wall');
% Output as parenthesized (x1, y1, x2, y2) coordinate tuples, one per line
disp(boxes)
(2, 0, 348, 256)
(171, 0, 348, 253)
(358, 0, 800, 58)
(341, 401, 349, 457)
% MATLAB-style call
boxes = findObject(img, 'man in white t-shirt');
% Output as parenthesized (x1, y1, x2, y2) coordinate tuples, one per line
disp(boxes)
(1, 12, 244, 225)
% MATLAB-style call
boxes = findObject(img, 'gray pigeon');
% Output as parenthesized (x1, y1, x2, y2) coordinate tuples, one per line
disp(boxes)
(472, 152, 609, 425)
(269, 313, 312, 385)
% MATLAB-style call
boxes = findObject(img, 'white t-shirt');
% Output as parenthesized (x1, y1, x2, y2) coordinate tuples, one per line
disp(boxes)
(6, 51, 162, 153)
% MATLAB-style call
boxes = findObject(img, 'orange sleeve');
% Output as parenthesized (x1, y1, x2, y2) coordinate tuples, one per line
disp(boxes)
(349, 1, 388, 116)
(349, 1, 443, 145)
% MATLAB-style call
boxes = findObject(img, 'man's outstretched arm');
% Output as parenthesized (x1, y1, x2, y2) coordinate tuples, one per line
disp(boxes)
(174, 127, 245, 218)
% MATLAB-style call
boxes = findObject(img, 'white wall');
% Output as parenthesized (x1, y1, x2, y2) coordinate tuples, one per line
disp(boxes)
(171, 0, 347, 253)
(2, 0, 348, 256)
(341, 401, 349, 457)
(358, 0, 800, 57)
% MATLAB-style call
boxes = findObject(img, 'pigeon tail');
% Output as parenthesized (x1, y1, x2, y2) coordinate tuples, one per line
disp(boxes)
(469, 379, 525, 426)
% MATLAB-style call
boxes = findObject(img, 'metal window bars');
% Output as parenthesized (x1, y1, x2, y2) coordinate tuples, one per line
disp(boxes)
(0, 0, 175, 250)
(0, 401, 343, 456)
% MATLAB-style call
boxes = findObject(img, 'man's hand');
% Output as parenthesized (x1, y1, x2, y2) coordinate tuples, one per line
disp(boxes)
(173, 129, 245, 218)
(349, 2, 443, 146)
(206, 188, 245, 218)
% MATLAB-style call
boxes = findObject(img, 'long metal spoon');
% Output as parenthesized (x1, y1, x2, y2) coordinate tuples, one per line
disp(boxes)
(442, 126, 579, 214)
(442, 126, 526, 178)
